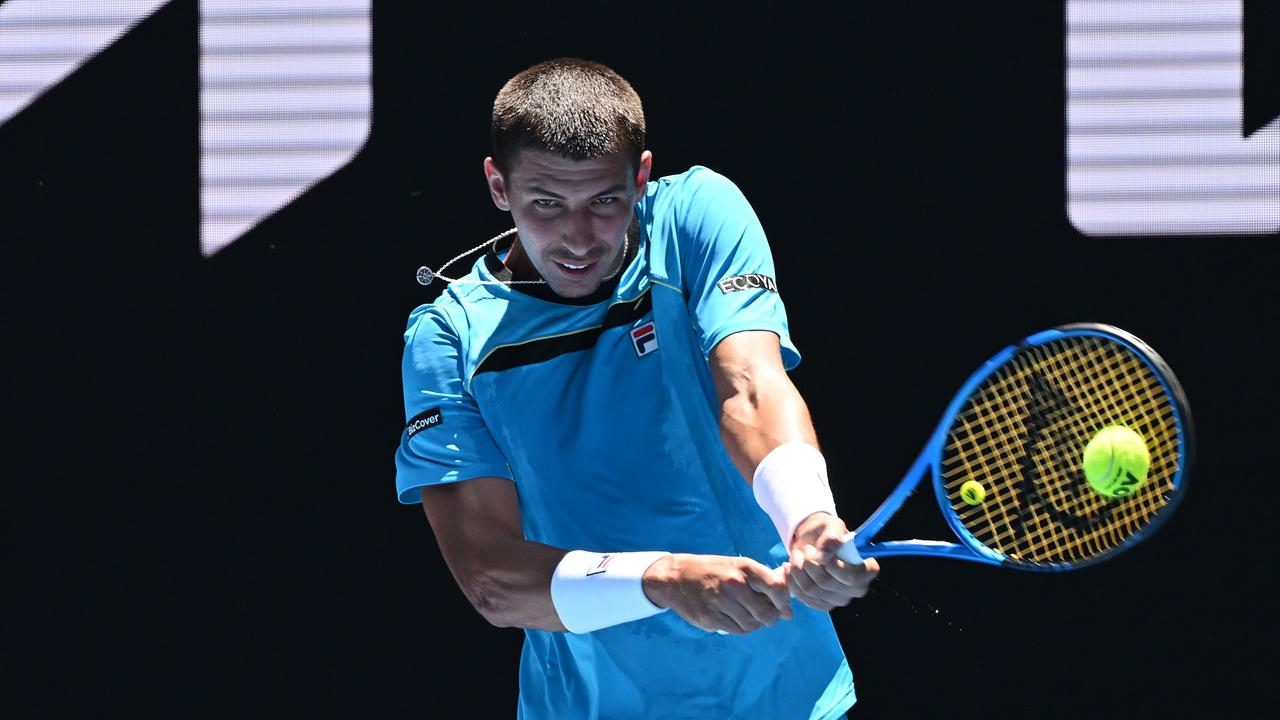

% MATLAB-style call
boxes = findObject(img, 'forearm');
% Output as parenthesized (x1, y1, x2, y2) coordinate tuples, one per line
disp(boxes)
(452, 534, 569, 631)
(708, 333, 836, 549)
(717, 367, 818, 484)
(422, 477, 674, 634)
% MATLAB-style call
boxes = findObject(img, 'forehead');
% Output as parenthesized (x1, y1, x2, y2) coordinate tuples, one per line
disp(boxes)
(506, 149, 633, 191)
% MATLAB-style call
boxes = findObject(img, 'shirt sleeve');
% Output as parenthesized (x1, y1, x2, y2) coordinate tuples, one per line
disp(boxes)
(673, 167, 801, 369)
(394, 305, 513, 505)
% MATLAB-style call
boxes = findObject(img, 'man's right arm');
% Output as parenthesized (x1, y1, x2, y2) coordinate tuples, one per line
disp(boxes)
(420, 476, 568, 631)
(419, 475, 794, 634)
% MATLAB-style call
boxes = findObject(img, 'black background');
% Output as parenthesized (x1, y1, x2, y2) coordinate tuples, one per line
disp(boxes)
(5, 2, 1278, 717)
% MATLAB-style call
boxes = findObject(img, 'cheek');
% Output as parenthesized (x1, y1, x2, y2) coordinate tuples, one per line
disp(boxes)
(509, 208, 552, 242)
(593, 207, 633, 236)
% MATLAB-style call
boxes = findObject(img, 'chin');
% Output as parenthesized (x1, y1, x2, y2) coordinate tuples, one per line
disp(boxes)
(550, 281, 600, 299)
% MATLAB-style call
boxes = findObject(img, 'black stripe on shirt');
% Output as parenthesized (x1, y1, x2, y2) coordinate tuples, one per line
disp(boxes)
(475, 289, 653, 376)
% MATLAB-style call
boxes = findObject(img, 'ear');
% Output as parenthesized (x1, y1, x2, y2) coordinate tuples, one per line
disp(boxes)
(634, 150, 653, 195)
(484, 157, 511, 211)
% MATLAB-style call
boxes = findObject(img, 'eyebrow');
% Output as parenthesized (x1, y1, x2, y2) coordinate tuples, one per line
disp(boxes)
(527, 184, 627, 199)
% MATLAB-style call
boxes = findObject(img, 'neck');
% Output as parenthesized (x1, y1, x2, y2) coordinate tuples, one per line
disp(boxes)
(503, 238, 540, 281)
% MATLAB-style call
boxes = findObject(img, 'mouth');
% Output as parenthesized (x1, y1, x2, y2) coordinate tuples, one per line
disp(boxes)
(553, 258, 597, 279)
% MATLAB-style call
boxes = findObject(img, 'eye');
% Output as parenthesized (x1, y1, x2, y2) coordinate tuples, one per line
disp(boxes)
(532, 199, 559, 208)
(592, 196, 618, 205)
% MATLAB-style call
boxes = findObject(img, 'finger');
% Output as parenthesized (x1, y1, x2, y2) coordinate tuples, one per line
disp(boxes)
(788, 575, 836, 612)
(735, 564, 790, 625)
(794, 576, 852, 608)
(715, 598, 762, 635)
(847, 558, 881, 598)
(699, 609, 743, 635)
(801, 545, 851, 593)
(813, 531, 850, 564)
(815, 556, 880, 600)
(787, 549, 814, 595)
(745, 566, 793, 617)
(787, 549, 840, 611)
(815, 554, 863, 587)
(735, 584, 784, 628)
(797, 546, 860, 606)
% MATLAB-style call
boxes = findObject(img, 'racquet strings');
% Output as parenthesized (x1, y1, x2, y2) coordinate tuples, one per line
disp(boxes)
(939, 335, 1184, 567)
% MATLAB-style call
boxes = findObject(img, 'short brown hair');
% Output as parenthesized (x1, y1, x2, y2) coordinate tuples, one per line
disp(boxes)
(491, 58, 645, 175)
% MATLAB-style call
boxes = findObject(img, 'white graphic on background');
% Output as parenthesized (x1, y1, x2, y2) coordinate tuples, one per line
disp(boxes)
(0, 0, 371, 256)
(200, 0, 370, 255)
(0, 0, 171, 122)
(1067, 0, 1280, 235)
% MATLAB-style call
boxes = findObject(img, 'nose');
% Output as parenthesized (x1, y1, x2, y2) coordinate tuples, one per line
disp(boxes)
(560, 208, 596, 258)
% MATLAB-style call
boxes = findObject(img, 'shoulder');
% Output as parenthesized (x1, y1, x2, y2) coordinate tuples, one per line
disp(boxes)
(402, 303, 456, 373)
(404, 275, 503, 340)
(402, 286, 480, 362)
(646, 165, 744, 205)
(403, 279, 532, 377)
(642, 165, 758, 230)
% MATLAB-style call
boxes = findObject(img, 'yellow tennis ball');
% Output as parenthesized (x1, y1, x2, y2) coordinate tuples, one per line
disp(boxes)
(959, 480, 986, 505)
(1082, 425, 1151, 498)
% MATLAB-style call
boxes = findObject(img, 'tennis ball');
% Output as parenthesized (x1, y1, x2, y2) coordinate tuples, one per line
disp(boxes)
(959, 480, 986, 505)
(1082, 426, 1150, 498)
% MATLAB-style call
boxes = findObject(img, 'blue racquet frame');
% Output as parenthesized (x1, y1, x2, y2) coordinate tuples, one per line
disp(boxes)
(836, 323, 1194, 571)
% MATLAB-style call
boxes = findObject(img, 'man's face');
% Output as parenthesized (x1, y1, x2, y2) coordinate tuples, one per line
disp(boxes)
(485, 148, 652, 298)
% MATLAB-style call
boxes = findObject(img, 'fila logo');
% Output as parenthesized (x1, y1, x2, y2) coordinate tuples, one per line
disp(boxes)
(405, 407, 443, 439)
(586, 554, 614, 576)
(631, 321, 659, 358)
(717, 273, 777, 295)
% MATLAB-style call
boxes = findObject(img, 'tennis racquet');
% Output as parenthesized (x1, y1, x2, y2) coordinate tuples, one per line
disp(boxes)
(833, 323, 1193, 571)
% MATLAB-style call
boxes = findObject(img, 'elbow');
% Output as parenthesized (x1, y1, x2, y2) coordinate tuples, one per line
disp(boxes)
(461, 570, 518, 628)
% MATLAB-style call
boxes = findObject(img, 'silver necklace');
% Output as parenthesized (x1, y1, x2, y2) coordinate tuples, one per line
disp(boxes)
(416, 227, 631, 287)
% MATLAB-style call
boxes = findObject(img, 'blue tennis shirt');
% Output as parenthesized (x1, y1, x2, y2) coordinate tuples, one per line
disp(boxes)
(396, 166, 855, 719)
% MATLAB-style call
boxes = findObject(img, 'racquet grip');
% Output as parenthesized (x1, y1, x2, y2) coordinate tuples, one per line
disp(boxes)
(835, 531, 864, 564)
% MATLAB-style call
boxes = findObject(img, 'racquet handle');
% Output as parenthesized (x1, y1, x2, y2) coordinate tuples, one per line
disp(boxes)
(835, 531, 864, 564)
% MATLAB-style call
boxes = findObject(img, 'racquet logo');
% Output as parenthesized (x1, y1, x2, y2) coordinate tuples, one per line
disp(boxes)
(1014, 372, 1117, 535)
(405, 407, 443, 439)
(631, 321, 659, 357)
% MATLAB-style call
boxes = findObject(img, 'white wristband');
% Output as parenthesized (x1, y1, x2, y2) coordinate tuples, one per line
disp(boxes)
(550, 550, 670, 634)
(752, 442, 837, 547)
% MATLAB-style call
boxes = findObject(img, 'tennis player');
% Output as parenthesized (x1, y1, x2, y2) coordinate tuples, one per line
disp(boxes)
(395, 58, 879, 719)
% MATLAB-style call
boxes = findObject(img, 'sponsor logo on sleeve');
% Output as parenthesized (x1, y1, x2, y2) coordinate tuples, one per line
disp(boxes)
(405, 407, 443, 439)
(631, 321, 659, 358)
(717, 273, 777, 294)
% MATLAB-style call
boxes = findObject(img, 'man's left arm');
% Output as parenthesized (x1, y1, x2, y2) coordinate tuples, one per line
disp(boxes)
(709, 331, 879, 611)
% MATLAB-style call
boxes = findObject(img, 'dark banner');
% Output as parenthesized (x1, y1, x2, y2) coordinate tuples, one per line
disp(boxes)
(4, 2, 1276, 716)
